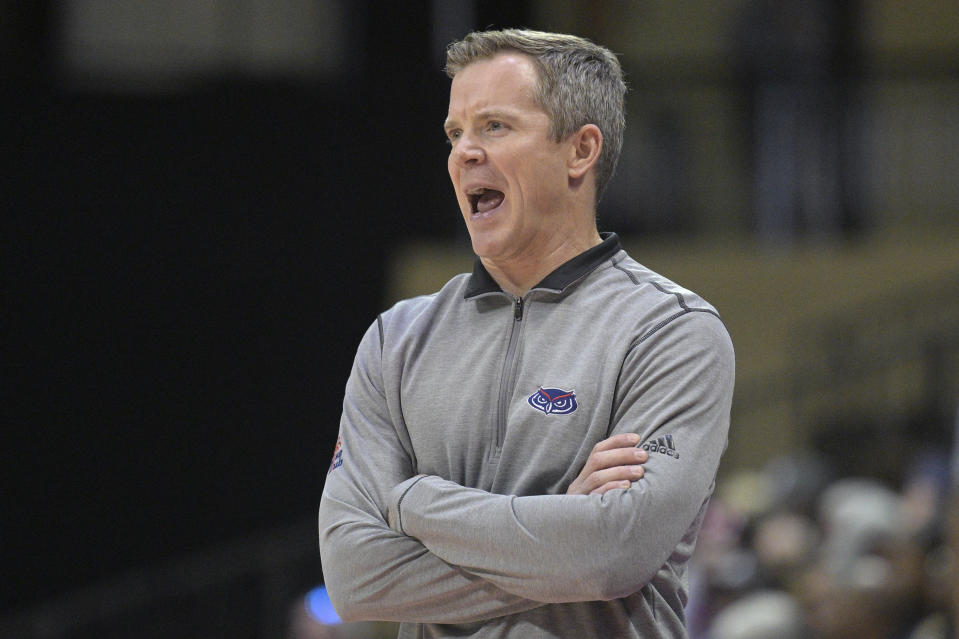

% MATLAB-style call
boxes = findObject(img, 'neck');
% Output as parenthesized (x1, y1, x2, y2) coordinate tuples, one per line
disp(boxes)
(483, 229, 602, 297)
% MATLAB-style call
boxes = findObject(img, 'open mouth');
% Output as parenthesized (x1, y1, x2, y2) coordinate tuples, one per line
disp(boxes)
(467, 187, 505, 215)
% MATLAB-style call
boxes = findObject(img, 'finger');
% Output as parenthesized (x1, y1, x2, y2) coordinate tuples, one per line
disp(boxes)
(589, 432, 640, 454)
(583, 446, 648, 473)
(581, 464, 645, 493)
(566, 465, 641, 496)
(589, 480, 633, 495)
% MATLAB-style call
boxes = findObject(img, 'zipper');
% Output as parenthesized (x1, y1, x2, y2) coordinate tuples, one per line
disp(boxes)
(513, 296, 524, 321)
(491, 296, 525, 460)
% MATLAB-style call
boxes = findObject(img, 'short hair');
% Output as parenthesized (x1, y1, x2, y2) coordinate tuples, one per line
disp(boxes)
(446, 29, 627, 203)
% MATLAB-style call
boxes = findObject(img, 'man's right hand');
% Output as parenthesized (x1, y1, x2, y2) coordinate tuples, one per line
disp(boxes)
(566, 433, 648, 495)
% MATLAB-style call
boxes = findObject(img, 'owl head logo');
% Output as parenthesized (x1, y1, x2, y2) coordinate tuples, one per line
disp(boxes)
(527, 387, 578, 415)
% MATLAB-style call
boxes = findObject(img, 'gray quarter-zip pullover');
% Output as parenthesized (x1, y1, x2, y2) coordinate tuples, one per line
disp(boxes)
(319, 233, 735, 638)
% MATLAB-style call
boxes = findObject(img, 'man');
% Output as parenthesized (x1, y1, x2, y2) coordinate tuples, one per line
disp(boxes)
(319, 29, 735, 638)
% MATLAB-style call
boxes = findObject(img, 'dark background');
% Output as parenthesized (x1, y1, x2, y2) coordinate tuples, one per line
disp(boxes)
(2, 0, 531, 613)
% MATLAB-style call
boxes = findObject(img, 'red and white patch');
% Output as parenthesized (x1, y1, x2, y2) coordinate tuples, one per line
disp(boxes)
(328, 436, 344, 473)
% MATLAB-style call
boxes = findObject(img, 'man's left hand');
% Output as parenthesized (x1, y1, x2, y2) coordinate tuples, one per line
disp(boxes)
(566, 433, 648, 495)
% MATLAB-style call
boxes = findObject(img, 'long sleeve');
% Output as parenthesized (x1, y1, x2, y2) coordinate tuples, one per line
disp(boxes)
(318, 319, 544, 623)
(386, 312, 734, 603)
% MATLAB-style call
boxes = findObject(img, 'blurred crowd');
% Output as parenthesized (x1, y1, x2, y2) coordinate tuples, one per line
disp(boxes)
(686, 424, 959, 639)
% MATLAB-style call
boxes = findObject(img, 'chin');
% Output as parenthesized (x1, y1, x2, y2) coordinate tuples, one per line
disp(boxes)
(463, 206, 513, 259)
(468, 235, 491, 258)
(465, 230, 493, 257)
(468, 232, 512, 262)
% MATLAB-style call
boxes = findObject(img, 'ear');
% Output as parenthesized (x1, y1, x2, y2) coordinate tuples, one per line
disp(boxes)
(567, 124, 603, 180)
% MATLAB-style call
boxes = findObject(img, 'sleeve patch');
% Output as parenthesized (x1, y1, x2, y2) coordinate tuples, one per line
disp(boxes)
(328, 436, 344, 473)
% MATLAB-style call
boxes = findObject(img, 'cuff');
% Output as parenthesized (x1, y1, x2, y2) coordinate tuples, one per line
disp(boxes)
(387, 474, 428, 535)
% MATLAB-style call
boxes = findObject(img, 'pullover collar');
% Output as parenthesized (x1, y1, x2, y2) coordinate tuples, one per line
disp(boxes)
(464, 232, 622, 299)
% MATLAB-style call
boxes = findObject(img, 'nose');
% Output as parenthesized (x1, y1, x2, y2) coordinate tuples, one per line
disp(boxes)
(450, 132, 485, 168)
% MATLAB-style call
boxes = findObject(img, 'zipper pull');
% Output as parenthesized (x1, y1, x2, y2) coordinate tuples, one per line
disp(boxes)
(514, 297, 524, 321)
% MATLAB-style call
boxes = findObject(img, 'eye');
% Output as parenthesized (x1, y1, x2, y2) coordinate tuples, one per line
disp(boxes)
(486, 121, 504, 133)
(445, 129, 461, 145)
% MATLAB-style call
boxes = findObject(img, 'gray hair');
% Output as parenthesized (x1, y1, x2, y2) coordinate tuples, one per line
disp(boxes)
(446, 29, 627, 203)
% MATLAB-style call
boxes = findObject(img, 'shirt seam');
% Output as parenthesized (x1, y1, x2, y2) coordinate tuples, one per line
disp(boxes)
(394, 475, 428, 536)
(611, 257, 724, 345)
(632, 308, 722, 348)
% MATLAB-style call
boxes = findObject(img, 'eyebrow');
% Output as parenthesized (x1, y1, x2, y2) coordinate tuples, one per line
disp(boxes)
(443, 108, 521, 132)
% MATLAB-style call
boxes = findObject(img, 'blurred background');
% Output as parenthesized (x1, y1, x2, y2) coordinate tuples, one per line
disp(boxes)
(2, 1, 957, 637)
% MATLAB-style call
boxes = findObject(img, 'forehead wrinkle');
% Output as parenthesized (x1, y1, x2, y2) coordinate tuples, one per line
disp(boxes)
(444, 94, 490, 129)
(446, 55, 541, 128)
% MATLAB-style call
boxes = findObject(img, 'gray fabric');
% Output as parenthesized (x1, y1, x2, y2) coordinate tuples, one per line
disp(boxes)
(319, 236, 735, 638)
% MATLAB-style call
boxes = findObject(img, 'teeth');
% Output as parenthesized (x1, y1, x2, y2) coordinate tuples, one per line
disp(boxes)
(466, 187, 488, 195)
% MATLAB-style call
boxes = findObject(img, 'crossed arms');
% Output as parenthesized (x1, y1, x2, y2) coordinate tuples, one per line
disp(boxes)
(318, 312, 734, 623)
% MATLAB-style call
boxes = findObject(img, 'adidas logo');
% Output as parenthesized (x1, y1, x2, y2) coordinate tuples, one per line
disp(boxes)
(642, 434, 679, 460)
